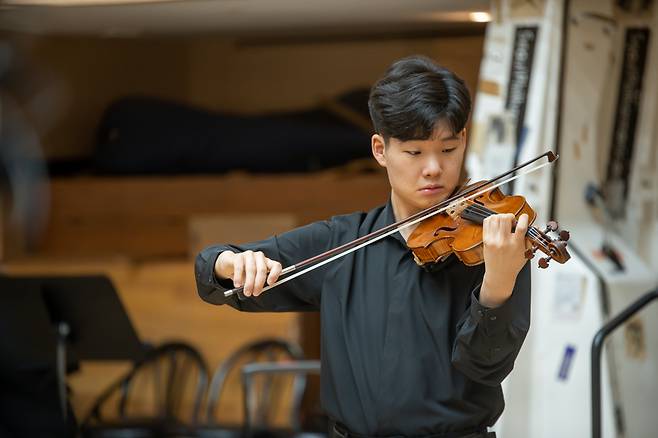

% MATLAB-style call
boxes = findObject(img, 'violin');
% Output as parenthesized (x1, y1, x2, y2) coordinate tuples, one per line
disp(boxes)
(224, 151, 571, 299)
(407, 181, 570, 269)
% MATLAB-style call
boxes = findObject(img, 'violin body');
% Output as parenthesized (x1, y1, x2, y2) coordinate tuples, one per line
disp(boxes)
(407, 182, 566, 268)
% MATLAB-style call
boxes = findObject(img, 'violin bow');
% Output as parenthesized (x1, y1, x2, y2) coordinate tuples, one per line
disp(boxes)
(224, 151, 558, 299)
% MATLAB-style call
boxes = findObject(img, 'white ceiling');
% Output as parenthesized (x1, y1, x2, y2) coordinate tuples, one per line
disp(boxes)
(0, 0, 491, 37)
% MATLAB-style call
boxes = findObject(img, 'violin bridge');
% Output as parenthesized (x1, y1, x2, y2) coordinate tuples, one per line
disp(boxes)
(446, 200, 469, 221)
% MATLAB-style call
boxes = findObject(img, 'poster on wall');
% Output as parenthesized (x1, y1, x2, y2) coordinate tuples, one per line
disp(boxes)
(606, 27, 650, 218)
(505, 25, 538, 164)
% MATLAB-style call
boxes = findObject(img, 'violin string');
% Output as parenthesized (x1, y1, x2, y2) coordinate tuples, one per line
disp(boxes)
(460, 202, 550, 245)
(452, 200, 553, 251)
(463, 203, 554, 248)
(461, 207, 553, 249)
(224, 159, 554, 297)
(464, 203, 551, 245)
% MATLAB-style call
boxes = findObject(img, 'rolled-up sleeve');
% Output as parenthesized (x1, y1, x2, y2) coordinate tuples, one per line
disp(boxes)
(451, 262, 531, 386)
(194, 219, 334, 312)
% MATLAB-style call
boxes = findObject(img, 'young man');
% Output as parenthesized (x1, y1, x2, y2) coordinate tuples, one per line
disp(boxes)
(195, 55, 531, 438)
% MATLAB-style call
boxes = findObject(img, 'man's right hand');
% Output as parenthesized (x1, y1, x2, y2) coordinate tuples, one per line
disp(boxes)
(214, 250, 283, 297)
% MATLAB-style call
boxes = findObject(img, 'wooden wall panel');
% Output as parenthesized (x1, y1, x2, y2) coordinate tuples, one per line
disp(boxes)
(38, 171, 390, 259)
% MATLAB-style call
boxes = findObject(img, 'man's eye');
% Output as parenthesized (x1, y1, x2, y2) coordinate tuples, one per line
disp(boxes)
(442, 147, 457, 153)
(405, 151, 421, 156)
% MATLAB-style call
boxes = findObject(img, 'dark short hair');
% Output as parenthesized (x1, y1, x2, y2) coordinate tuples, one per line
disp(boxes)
(368, 55, 471, 142)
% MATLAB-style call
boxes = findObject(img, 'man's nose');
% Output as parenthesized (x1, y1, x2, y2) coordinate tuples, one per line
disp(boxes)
(423, 156, 443, 177)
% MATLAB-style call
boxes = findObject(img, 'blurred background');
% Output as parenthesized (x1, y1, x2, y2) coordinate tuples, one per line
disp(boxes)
(0, 0, 656, 437)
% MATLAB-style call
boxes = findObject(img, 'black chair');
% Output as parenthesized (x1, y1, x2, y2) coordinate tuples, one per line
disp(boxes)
(198, 338, 307, 438)
(242, 360, 323, 438)
(81, 341, 209, 438)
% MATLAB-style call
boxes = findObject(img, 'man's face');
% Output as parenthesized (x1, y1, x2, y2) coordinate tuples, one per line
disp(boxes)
(371, 120, 466, 219)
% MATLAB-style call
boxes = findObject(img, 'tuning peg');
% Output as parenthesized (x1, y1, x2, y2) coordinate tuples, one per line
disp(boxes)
(544, 221, 559, 233)
(538, 256, 552, 269)
(525, 248, 537, 259)
(559, 230, 570, 241)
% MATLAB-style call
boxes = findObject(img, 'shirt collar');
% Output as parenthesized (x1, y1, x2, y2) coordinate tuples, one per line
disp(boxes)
(379, 197, 408, 246)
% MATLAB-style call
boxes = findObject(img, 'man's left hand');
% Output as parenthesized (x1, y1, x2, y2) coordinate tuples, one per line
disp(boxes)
(480, 213, 529, 308)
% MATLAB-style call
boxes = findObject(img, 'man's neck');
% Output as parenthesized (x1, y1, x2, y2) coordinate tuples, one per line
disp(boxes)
(390, 192, 418, 242)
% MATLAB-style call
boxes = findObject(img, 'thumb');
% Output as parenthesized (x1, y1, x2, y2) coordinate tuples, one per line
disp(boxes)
(514, 213, 529, 237)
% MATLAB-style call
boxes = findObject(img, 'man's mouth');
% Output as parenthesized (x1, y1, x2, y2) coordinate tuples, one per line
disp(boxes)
(418, 185, 444, 194)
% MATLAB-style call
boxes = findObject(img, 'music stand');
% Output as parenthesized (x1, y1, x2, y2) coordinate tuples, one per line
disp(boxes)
(0, 276, 61, 370)
(0, 274, 144, 419)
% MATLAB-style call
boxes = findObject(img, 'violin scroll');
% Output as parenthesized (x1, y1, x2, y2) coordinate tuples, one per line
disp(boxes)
(524, 220, 571, 269)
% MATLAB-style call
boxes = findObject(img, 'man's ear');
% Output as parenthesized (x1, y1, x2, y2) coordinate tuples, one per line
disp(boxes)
(371, 134, 387, 167)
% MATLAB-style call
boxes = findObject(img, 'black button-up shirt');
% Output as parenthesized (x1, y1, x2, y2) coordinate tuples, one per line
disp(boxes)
(195, 200, 531, 436)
